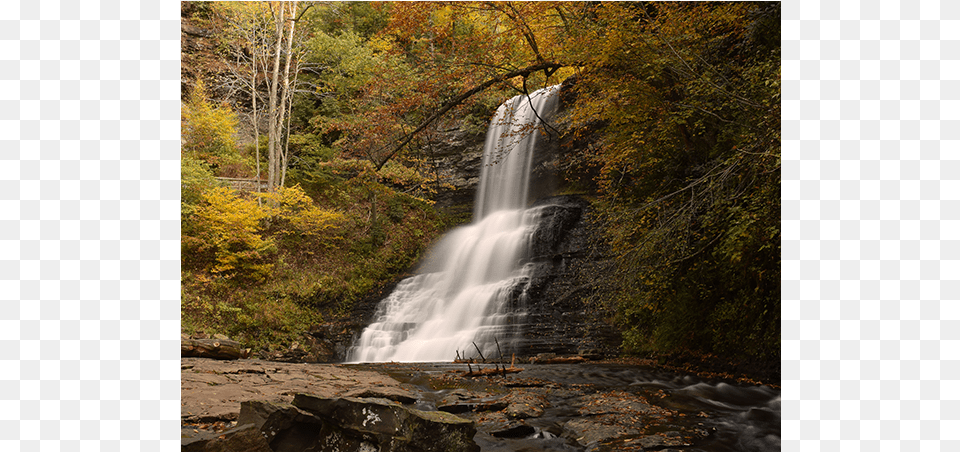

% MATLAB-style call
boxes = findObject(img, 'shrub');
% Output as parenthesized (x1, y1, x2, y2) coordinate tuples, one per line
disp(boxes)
(181, 80, 253, 176)
(261, 184, 346, 244)
(185, 186, 276, 282)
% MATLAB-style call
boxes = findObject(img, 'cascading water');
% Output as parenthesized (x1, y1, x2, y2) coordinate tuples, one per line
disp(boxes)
(347, 85, 561, 363)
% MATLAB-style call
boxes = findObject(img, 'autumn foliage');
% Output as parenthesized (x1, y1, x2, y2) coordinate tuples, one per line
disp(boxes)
(557, 2, 781, 361)
(181, 1, 780, 365)
(181, 81, 253, 178)
(182, 184, 345, 282)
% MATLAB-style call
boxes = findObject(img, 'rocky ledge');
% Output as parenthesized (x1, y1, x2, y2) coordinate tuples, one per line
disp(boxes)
(182, 358, 715, 452)
(185, 395, 479, 452)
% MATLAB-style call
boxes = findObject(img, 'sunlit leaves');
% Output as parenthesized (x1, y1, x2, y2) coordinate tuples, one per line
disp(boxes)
(261, 184, 347, 242)
(186, 186, 276, 282)
(181, 154, 218, 219)
(181, 81, 249, 175)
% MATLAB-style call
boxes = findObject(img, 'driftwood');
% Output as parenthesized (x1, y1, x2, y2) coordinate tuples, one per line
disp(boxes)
(181, 338, 243, 360)
(455, 344, 523, 377)
(460, 366, 523, 378)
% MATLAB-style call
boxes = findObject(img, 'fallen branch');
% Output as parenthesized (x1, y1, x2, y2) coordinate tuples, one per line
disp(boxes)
(374, 61, 565, 171)
(495, 338, 504, 376)
(472, 342, 487, 363)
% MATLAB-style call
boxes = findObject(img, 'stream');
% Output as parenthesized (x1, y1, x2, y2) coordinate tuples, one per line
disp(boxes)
(347, 362, 780, 452)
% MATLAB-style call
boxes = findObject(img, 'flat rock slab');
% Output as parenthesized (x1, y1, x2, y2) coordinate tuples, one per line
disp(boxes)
(471, 412, 536, 439)
(573, 390, 658, 417)
(437, 389, 509, 414)
(501, 391, 548, 419)
(181, 357, 410, 423)
(341, 386, 417, 404)
(565, 390, 699, 450)
(564, 418, 641, 447)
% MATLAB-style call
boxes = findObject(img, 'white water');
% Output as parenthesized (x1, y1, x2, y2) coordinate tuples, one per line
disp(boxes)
(347, 85, 561, 363)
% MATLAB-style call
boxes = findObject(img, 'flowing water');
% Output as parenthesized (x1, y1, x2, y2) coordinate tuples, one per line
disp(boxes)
(347, 86, 561, 363)
(348, 362, 781, 452)
(514, 365, 782, 452)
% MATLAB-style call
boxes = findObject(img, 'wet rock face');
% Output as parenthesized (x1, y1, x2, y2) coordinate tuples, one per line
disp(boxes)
(515, 195, 622, 359)
(423, 125, 487, 217)
(421, 113, 562, 220)
(526, 203, 583, 260)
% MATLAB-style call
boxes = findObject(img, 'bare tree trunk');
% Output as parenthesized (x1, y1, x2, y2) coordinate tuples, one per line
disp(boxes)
(222, 5, 266, 199)
(277, 1, 298, 190)
(280, 62, 299, 189)
(251, 35, 262, 202)
(267, 2, 285, 192)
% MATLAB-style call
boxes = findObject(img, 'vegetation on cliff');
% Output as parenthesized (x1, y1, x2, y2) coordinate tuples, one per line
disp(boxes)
(181, 1, 780, 368)
(559, 2, 781, 363)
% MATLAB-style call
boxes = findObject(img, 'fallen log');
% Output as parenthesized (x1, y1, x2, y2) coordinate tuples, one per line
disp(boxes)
(460, 366, 523, 378)
(531, 356, 588, 365)
(182, 338, 243, 360)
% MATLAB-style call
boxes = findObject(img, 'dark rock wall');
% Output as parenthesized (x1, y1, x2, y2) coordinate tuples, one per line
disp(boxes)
(421, 124, 486, 219)
(516, 195, 621, 359)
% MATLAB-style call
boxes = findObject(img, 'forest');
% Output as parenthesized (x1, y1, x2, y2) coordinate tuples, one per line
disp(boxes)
(180, 1, 780, 372)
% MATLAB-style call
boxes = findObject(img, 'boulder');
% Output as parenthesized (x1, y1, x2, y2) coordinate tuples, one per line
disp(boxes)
(236, 401, 328, 452)
(229, 395, 480, 452)
(469, 411, 536, 440)
(437, 389, 508, 414)
(636, 432, 690, 449)
(560, 390, 698, 451)
(181, 423, 272, 452)
(237, 400, 304, 436)
(488, 420, 536, 439)
(293, 394, 479, 452)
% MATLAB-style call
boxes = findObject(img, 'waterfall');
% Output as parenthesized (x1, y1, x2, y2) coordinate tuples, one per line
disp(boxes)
(347, 85, 560, 363)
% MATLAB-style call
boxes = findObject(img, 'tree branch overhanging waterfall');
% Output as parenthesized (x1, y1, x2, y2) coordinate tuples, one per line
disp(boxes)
(373, 62, 564, 171)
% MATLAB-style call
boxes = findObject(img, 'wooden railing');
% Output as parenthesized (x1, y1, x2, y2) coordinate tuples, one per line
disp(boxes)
(216, 177, 270, 193)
